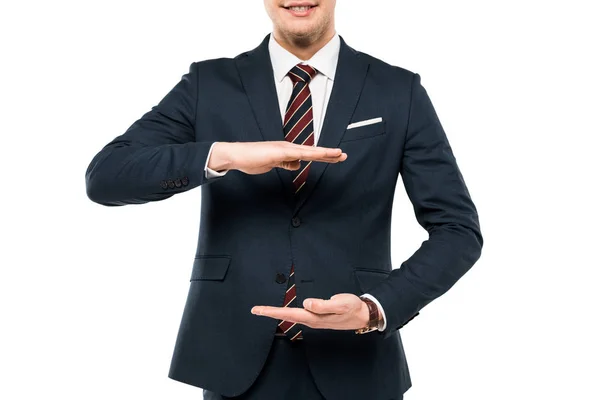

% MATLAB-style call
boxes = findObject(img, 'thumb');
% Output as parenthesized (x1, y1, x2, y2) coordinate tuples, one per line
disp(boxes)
(280, 160, 301, 170)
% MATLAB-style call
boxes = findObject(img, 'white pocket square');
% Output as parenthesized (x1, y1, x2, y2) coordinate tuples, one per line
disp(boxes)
(346, 117, 383, 130)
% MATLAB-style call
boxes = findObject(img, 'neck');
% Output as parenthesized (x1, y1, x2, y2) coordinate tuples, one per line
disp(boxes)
(272, 27, 336, 61)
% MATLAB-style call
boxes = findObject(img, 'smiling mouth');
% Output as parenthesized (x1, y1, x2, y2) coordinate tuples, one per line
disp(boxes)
(283, 5, 317, 11)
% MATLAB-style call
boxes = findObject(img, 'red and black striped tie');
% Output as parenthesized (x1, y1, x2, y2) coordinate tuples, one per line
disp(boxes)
(275, 63, 318, 341)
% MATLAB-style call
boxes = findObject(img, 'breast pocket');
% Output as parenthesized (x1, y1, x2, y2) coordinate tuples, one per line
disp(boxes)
(340, 120, 386, 143)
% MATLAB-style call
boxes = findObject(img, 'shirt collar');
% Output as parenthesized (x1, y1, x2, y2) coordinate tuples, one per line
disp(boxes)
(268, 31, 340, 83)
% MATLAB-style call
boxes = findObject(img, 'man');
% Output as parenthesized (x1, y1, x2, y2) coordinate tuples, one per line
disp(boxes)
(85, 0, 483, 399)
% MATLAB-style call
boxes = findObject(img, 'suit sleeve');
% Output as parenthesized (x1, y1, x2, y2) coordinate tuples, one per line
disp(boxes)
(204, 142, 230, 179)
(85, 62, 227, 206)
(368, 73, 484, 340)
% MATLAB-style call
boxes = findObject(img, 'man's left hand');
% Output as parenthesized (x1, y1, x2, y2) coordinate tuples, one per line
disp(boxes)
(251, 293, 370, 330)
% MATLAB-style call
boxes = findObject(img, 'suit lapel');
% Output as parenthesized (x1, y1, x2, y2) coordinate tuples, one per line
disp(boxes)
(235, 33, 370, 214)
(292, 35, 370, 215)
(235, 34, 296, 203)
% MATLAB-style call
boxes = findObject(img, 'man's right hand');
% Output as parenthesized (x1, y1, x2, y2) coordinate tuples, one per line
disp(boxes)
(207, 141, 348, 175)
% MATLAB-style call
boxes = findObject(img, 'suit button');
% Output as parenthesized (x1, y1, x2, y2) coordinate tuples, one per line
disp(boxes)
(167, 180, 175, 189)
(291, 217, 301, 227)
(160, 180, 168, 190)
(275, 273, 287, 284)
(182, 177, 189, 186)
(175, 178, 182, 188)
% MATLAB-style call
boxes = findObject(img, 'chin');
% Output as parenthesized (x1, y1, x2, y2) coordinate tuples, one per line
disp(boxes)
(287, 25, 313, 36)
(282, 22, 317, 36)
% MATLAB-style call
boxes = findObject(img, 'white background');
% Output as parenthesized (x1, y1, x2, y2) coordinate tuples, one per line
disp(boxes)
(1, 1, 599, 399)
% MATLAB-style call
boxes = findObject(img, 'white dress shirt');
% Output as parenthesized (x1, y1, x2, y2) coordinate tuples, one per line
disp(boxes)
(203, 32, 387, 331)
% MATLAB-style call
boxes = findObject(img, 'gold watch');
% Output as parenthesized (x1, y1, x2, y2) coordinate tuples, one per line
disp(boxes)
(355, 297, 382, 334)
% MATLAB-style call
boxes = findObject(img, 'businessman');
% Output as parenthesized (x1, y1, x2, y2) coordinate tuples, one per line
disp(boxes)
(85, 1, 483, 399)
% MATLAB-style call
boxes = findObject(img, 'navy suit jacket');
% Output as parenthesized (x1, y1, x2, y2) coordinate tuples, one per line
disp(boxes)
(86, 33, 483, 400)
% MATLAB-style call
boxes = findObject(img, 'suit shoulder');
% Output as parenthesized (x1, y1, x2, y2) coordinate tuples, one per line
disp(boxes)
(190, 56, 236, 71)
(190, 45, 256, 70)
(356, 50, 416, 84)
(184, 56, 243, 82)
(188, 45, 262, 78)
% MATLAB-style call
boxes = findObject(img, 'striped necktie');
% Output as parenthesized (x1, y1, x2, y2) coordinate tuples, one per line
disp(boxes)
(275, 63, 318, 341)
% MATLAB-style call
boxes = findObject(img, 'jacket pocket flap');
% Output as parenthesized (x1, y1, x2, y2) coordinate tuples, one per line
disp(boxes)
(191, 256, 231, 281)
(353, 268, 391, 292)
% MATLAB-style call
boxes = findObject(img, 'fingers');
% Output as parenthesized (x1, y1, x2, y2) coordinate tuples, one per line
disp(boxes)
(279, 160, 301, 170)
(281, 143, 346, 161)
(311, 153, 348, 163)
(283, 150, 347, 163)
(303, 297, 351, 315)
(250, 302, 351, 329)
(282, 141, 343, 154)
(279, 153, 348, 170)
(251, 306, 319, 325)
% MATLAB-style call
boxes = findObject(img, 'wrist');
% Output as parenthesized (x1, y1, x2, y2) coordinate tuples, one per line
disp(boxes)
(359, 300, 370, 326)
(207, 142, 234, 172)
(361, 294, 386, 331)
(355, 297, 382, 334)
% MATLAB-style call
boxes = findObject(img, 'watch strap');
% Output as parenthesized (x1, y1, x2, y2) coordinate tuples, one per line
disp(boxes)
(355, 297, 380, 334)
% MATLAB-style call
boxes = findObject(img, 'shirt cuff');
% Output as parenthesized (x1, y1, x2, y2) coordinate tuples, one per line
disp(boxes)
(204, 142, 229, 179)
(361, 293, 387, 331)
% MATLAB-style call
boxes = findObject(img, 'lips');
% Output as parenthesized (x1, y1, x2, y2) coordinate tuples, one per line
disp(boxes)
(283, 2, 317, 8)
(283, 4, 317, 16)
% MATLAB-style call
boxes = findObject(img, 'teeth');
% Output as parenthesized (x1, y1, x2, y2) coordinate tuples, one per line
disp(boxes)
(289, 6, 311, 11)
